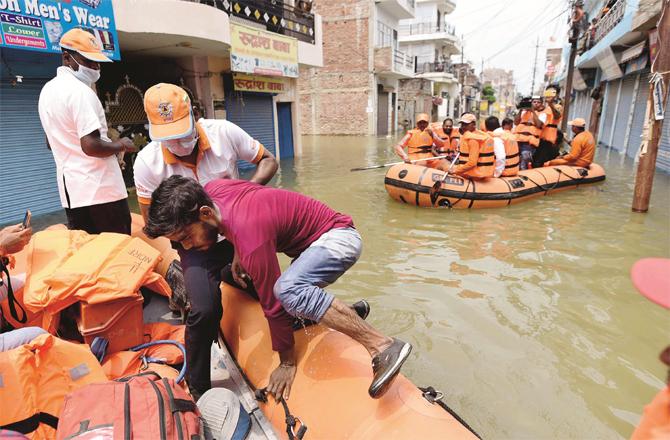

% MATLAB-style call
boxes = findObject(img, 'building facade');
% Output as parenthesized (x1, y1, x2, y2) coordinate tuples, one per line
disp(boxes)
(482, 68, 516, 119)
(558, 0, 668, 173)
(0, 0, 324, 224)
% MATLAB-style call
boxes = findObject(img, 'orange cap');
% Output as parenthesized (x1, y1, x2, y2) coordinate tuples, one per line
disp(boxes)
(459, 113, 477, 124)
(568, 118, 586, 128)
(144, 83, 194, 141)
(59, 28, 111, 62)
(416, 113, 430, 123)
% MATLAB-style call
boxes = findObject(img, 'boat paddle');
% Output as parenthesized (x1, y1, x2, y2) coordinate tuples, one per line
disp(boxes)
(350, 155, 448, 171)
(429, 152, 460, 205)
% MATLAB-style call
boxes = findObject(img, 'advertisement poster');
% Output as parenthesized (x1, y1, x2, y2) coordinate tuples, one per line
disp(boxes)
(230, 22, 298, 78)
(0, 0, 120, 60)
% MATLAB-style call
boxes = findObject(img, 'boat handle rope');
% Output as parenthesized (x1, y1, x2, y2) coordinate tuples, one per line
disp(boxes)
(0, 257, 27, 324)
(254, 387, 307, 440)
(130, 339, 187, 384)
(419, 386, 482, 439)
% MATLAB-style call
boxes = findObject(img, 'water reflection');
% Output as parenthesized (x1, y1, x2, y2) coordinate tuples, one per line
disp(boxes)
(247, 134, 670, 439)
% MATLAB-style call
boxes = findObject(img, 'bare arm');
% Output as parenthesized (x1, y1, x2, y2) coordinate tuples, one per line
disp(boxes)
(532, 111, 544, 129)
(549, 102, 561, 119)
(394, 133, 411, 161)
(139, 202, 150, 223)
(80, 130, 136, 158)
(249, 149, 279, 185)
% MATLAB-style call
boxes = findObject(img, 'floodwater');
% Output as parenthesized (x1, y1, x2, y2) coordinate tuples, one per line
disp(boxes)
(265, 135, 670, 440)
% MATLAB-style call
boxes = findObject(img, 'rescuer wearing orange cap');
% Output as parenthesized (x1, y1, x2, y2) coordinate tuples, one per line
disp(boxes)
(394, 113, 442, 166)
(543, 118, 595, 168)
(38, 28, 137, 235)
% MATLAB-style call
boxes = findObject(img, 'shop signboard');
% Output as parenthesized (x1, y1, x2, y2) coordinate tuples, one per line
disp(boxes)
(0, 0, 119, 60)
(233, 73, 287, 93)
(230, 22, 298, 78)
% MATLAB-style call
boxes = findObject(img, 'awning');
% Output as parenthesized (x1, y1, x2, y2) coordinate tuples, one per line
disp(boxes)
(621, 41, 646, 63)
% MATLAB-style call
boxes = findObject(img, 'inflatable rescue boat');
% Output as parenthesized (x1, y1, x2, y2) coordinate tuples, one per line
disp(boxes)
(384, 163, 606, 208)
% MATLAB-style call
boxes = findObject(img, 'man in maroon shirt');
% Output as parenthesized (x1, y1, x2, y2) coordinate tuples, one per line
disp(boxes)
(144, 176, 412, 399)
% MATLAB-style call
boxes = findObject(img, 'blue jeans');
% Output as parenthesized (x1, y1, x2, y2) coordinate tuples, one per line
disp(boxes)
(274, 227, 362, 322)
(519, 142, 535, 170)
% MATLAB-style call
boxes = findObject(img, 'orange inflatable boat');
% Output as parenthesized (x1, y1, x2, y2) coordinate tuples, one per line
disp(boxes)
(219, 284, 478, 439)
(385, 163, 606, 208)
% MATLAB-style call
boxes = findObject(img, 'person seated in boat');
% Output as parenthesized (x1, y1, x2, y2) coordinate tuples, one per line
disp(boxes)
(133, 83, 279, 400)
(501, 118, 514, 132)
(394, 113, 440, 164)
(144, 176, 412, 401)
(484, 116, 507, 178)
(543, 118, 594, 168)
(486, 116, 520, 177)
(431, 118, 457, 159)
(447, 113, 495, 179)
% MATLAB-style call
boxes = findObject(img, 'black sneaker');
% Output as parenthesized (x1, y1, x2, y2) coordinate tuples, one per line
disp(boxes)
(368, 338, 412, 398)
(352, 300, 370, 320)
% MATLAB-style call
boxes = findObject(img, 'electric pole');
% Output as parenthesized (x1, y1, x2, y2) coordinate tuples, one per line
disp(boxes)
(460, 33, 465, 116)
(530, 37, 540, 96)
(561, 1, 581, 132)
(632, 0, 670, 212)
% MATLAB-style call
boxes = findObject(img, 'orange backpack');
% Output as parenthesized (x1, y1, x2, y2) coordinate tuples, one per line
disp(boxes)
(56, 372, 201, 440)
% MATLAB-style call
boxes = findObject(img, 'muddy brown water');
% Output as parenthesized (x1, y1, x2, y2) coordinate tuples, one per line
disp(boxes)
(265, 135, 670, 439)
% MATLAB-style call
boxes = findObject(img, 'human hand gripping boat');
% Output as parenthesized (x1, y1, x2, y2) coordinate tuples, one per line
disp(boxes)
(384, 162, 606, 209)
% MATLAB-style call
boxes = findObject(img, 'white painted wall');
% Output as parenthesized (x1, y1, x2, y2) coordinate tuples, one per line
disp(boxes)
(298, 14, 324, 67)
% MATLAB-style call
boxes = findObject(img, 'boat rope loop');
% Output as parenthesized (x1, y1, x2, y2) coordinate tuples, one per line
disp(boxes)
(129, 339, 188, 383)
(419, 386, 482, 439)
(254, 387, 307, 440)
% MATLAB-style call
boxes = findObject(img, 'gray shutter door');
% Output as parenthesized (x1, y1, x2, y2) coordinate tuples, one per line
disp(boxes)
(600, 79, 619, 146)
(0, 82, 61, 225)
(225, 92, 276, 172)
(626, 70, 651, 159)
(658, 89, 670, 173)
(611, 75, 636, 152)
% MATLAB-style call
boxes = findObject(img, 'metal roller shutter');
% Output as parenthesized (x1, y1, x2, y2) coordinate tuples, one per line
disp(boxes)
(600, 80, 619, 146)
(611, 75, 636, 152)
(626, 70, 651, 159)
(658, 89, 670, 173)
(225, 91, 276, 172)
(0, 82, 61, 225)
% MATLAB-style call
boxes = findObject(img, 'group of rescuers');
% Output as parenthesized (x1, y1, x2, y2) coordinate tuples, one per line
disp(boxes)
(394, 88, 596, 180)
(1, 28, 412, 403)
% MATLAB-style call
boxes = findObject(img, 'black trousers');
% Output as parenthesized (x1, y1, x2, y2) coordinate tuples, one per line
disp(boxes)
(64, 198, 131, 235)
(532, 139, 560, 169)
(174, 240, 235, 397)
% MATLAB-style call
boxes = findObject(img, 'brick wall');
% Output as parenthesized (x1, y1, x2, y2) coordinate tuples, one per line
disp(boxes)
(299, 0, 373, 135)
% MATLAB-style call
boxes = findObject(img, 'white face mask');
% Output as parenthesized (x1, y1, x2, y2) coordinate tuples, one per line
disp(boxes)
(70, 58, 100, 85)
(164, 131, 199, 157)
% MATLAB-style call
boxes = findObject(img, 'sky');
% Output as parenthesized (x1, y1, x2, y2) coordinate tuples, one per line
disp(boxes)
(448, 0, 571, 96)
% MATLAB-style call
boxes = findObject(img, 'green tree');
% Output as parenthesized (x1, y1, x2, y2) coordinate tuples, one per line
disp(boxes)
(482, 85, 497, 104)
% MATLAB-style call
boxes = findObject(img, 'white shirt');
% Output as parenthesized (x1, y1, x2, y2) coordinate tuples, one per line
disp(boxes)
(38, 67, 127, 209)
(492, 128, 507, 178)
(133, 119, 264, 203)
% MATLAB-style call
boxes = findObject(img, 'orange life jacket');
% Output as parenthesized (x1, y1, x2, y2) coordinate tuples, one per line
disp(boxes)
(458, 130, 495, 179)
(541, 106, 559, 144)
(21, 230, 170, 332)
(0, 334, 108, 436)
(514, 111, 541, 147)
(430, 122, 448, 141)
(406, 129, 434, 154)
(493, 131, 520, 176)
(448, 129, 461, 152)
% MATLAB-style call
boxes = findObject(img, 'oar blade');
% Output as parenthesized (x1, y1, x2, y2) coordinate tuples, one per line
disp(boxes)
(350, 164, 384, 171)
(429, 180, 442, 205)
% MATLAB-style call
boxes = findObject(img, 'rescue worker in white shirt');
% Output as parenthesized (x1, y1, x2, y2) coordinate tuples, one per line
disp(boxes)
(38, 28, 137, 234)
(133, 83, 278, 400)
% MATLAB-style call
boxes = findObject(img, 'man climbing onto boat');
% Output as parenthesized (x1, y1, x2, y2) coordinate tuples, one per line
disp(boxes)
(543, 118, 594, 168)
(143, 176, 412, 400)
(133, 83, 279, 400)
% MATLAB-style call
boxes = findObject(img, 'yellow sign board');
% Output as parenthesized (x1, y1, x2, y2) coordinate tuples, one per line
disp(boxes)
(233, 73, 287, 93)
(230, 23, 298, 78)
(479, 100, 489, 112)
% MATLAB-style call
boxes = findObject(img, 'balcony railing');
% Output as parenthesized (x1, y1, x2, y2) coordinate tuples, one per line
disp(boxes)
(592, 0, 626, 46)
(393, 49, 414, 73)
(182, 0, 315, 44)
(399, 20, 456, 37)
(415, 61, 455, 75)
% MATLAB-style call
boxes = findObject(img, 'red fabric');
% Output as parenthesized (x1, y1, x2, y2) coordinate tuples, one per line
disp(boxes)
(205, 179, 353, 352)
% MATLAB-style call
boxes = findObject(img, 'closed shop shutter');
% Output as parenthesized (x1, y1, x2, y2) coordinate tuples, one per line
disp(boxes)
(626, 70, 651, 159)
(611, 75, 636, 152)
(225, 92, 276, 171)
(0, 82, 61, 225)
(600, 79, 620, 146)
(658, 89, 670, 173)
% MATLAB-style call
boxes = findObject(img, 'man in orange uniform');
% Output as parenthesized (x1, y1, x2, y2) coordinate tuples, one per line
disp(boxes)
(533, 87, 563, 168)
(394, 113, 439, 166)
(431, 118, 457, 158)
(514, 97, 544, 170)
(629, 258, 670, 440)
(448, 113, 495, 179)
(501, 118, 514, 132)
(544, 118, 594, 167)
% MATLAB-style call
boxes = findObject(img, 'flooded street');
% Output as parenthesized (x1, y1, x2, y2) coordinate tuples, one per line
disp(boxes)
(264, 135, 670, 439)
